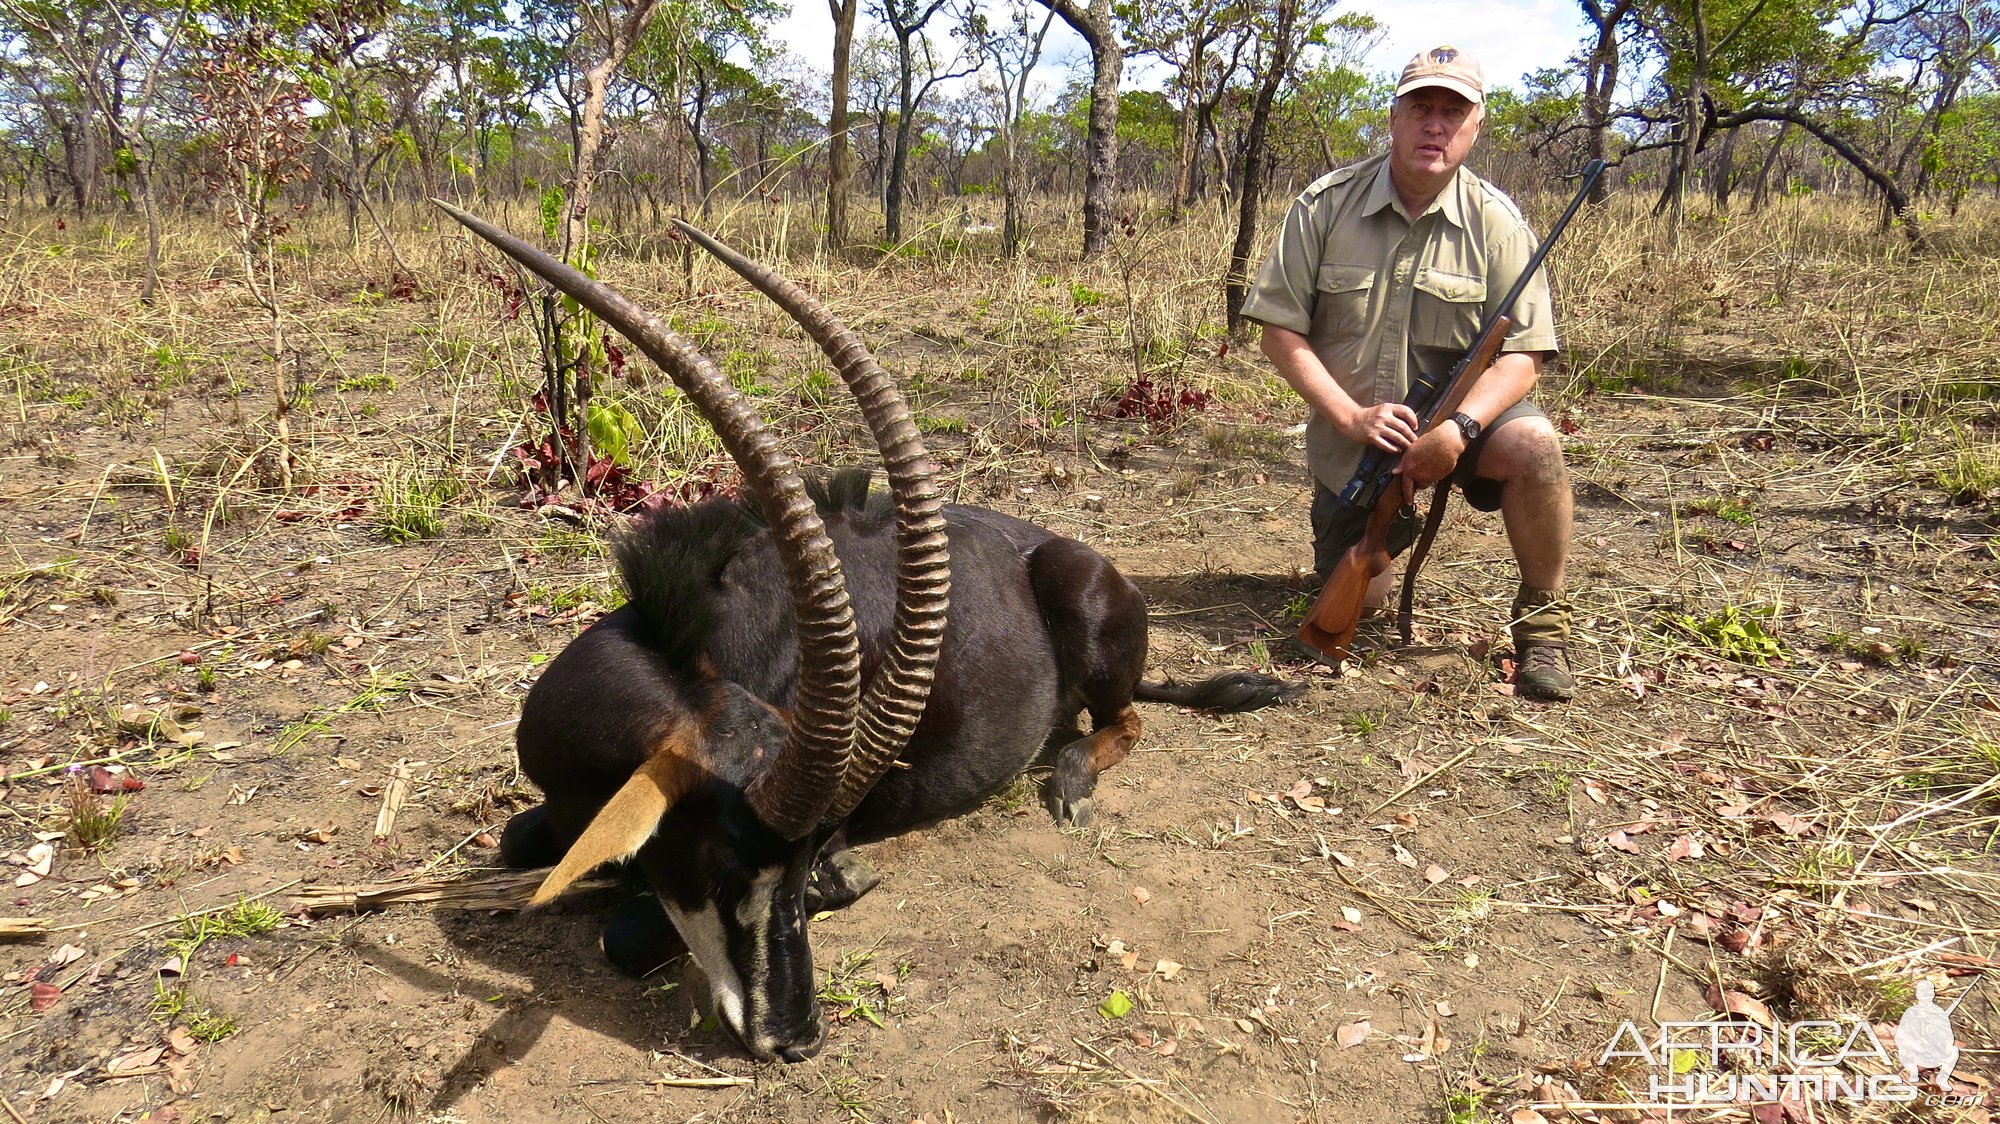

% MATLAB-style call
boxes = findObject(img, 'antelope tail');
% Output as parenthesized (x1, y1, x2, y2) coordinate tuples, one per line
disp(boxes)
(530, 745, 695, 906)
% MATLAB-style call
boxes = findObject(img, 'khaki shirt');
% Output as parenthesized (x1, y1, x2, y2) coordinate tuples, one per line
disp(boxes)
(1240, 152, 1559, 491)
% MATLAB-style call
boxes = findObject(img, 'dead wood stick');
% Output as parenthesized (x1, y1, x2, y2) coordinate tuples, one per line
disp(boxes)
(649, 1076, 753, 1089)
(1366, 745, 1478, 816)
(0, 918, 48, 939)
(291, 868, 617, 915)
(373, 759, 412, 839)
(1, 1094, 27, 1124)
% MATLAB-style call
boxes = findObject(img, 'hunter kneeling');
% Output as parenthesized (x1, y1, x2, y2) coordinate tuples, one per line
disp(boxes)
(1241, 44, 1576, 701)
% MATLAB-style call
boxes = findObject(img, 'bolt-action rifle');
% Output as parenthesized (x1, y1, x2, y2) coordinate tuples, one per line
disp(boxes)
(1297, 159, 1606, 664)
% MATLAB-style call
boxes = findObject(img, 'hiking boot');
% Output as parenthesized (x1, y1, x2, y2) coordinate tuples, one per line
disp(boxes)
(1511, 585, 1576, 701)
(1515, 641, 1576, 700)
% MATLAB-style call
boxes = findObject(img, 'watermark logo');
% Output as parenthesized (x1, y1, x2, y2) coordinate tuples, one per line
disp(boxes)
(1592, 976, 1985, 1109)
(1896, 980, 1959, 1093)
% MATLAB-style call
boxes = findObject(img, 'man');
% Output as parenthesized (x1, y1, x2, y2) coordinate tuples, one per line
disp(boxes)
(1240, 45, 1577, 700)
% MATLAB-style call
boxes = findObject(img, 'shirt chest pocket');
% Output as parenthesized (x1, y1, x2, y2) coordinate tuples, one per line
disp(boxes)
(1312, 263, 1375, 344)
(1412, 268, 1487, 352)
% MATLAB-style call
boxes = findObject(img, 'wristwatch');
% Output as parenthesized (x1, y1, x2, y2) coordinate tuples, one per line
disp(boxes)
(1451, 412, 1482, 443)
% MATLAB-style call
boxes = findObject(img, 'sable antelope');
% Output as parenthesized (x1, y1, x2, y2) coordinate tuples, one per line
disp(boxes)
(438, 203, 1294, 1062)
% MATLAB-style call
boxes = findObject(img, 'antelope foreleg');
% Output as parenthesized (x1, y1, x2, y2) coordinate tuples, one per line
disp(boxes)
(1045, 705, 1143, 829)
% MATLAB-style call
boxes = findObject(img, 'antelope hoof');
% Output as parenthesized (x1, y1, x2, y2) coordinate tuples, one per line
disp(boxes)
(805, 850, 881, 913)
(601, 893, 684, 978)
(499, 805, 559, 870)
(1045, 751, 1097, 829)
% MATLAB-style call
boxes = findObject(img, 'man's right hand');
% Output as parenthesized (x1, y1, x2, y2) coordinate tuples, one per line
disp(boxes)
(1340, 402, 1421, 452)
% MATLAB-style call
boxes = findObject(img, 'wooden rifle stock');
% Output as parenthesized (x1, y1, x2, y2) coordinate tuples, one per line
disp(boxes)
(1296, 482, 1402, 658)
(1297, 315, 1513, 663)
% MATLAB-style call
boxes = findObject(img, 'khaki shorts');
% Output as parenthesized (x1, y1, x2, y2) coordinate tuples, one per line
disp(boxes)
(1311, 399, 1546, 579)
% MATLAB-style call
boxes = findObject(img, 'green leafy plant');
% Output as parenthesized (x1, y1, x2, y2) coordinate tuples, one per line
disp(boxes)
(1686, 495, 1756, 525)
(586, 399, 645, 466)
(1662, 604, 1785, 664)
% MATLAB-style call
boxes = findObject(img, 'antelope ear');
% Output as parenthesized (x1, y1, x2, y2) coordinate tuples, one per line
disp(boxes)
(530, 747, 693, 906)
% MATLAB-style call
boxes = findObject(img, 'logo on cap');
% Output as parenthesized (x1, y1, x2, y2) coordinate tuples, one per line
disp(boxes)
(1431, 47, 1457, 63)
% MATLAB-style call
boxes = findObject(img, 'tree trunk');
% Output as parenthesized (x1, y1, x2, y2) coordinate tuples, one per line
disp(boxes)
(1080, 37, 1123, 258)
(1035, 0, 1121, 259)
(561, 0, 665, 480)
(1748, 118, 1792, 211)
(886, 47, 916, 243)
(1709, 123, 1738, 212)
(827, 0, 859, 247)
(1170, 45, 1204, 220)
(1580, 0, 1629, 205)
(1225, 7, 1294, 333)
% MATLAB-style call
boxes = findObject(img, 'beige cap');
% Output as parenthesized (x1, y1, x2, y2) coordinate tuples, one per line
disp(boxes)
(1396, 45, 1484, 104)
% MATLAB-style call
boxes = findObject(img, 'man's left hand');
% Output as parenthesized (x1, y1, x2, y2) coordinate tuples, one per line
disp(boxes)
(1394, 425, 1465, 497)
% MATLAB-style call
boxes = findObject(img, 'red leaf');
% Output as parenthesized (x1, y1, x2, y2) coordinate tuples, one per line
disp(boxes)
(29, 982, 61, 1011)
(1704, 984, 1774, 1026)
(89, 766, 144, 794)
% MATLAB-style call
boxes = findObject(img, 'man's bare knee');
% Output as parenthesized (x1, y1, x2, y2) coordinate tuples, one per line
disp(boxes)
(1483, 417, 1566, 485)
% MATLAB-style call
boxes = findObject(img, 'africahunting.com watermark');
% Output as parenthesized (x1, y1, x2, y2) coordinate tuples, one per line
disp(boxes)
(1587, 978, 1987, 1109)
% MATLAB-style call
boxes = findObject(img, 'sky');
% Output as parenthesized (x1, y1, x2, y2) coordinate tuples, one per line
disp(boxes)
(763, 0, 1593, 100)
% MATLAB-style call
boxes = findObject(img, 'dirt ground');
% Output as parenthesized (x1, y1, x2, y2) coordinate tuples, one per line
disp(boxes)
(1, 198, 1997, 1123)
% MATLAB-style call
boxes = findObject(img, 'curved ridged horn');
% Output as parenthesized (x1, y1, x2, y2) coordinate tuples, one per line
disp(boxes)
(675, 221, 949, 821)
(434, 201, 858, 840)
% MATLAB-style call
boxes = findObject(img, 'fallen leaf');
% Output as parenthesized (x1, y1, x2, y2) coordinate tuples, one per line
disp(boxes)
(1131, 886, 1151, 905)
(29, 982, 61, 1011)
(88, 765, 144, 794)
(1666, 835, 1703, 861)
(471, 832, 499, 849)
(1393, 844, 1418, 868)
(1583, 778, 1608, 804)
(1098, 990, 1134, 1019)
(1705, 985, 1775, 1026)
(1154, 959, 1184, 980)
(165, 1026, 198, 1055)
(1607, 830, 1641, 854)
(1767, 811, 1815, 836)
(1336, 1020, 1371, 1049)
(1436, 1000, 1455, 1017)
(1424, 864, 1449, 885)
(48, 944, 85, 967)
(105, 1046, 164, 1076)
(1510, 1110, 1551, 1124)
(1341, 906, 1362, 925)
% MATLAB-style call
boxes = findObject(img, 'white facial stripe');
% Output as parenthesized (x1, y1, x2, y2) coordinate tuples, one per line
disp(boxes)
(661, 900, 746, 1038)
